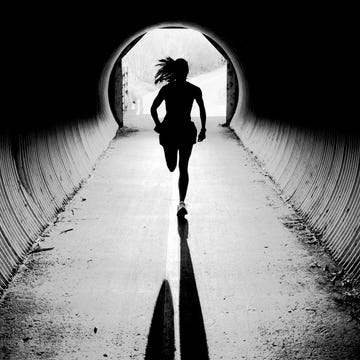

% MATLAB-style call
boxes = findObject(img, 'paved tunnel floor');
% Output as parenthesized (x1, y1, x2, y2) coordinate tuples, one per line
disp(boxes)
(0, 117, 359, 359)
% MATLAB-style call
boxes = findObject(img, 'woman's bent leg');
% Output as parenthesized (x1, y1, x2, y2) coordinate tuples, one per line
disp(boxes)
(163, 146, 178, 172)
(178, 144, 193, 202)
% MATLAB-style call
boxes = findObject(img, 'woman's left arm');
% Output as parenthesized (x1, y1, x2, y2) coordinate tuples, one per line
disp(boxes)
(195, 88, 207, 141)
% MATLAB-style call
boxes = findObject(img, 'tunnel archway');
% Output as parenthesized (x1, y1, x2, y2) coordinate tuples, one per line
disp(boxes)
(101, 22, 246, 128)
(1, 14, 359, 298)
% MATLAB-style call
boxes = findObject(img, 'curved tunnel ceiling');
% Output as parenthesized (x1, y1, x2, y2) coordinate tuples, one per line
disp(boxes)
(4, 6, 357, 134)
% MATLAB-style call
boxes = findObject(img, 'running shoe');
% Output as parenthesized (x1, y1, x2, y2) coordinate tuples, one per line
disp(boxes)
(177, 202, 188, 217)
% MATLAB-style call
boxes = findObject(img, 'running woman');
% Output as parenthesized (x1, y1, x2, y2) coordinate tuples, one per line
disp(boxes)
(150, 57, 207, 217)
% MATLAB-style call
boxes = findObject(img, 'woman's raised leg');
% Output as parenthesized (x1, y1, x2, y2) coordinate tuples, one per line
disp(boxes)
(163, 146, 178, 172)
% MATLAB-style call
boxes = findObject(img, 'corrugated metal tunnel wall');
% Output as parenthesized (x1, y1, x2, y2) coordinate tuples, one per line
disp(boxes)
(0, 118, 117, 292)
(1, 6, 359, 293)
(231, 118, 360, 286)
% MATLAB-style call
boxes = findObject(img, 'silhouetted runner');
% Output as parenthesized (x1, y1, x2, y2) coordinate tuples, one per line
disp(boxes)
(151, 57, 206, 217)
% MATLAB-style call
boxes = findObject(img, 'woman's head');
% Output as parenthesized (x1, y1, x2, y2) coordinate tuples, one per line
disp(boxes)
(155, 57, 189, 84)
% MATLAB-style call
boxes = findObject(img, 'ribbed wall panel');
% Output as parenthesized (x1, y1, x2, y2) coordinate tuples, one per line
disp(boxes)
(0, 117, 117, 293)
(232, 117, 360, 286)
(2, 107, 359, 291)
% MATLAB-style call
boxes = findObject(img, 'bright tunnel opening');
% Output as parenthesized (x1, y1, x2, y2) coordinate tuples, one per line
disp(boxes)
(103, 23, 245, 130)
(122, 28, 227, 127)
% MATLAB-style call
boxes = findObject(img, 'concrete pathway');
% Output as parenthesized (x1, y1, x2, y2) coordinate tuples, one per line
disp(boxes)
(0, 116, 359, 359)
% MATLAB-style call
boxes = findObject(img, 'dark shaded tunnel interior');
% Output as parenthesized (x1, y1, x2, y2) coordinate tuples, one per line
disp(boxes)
(1, 4, 359, 297)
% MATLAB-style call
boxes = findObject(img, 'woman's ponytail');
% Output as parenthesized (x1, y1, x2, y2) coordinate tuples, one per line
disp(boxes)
(155, 57, 177, 84)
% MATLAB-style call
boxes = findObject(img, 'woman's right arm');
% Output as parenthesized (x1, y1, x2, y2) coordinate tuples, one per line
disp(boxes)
(151, 87, 165, 133)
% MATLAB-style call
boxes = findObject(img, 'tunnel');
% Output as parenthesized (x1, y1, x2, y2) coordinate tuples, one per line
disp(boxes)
(1, 4, 359, 359)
